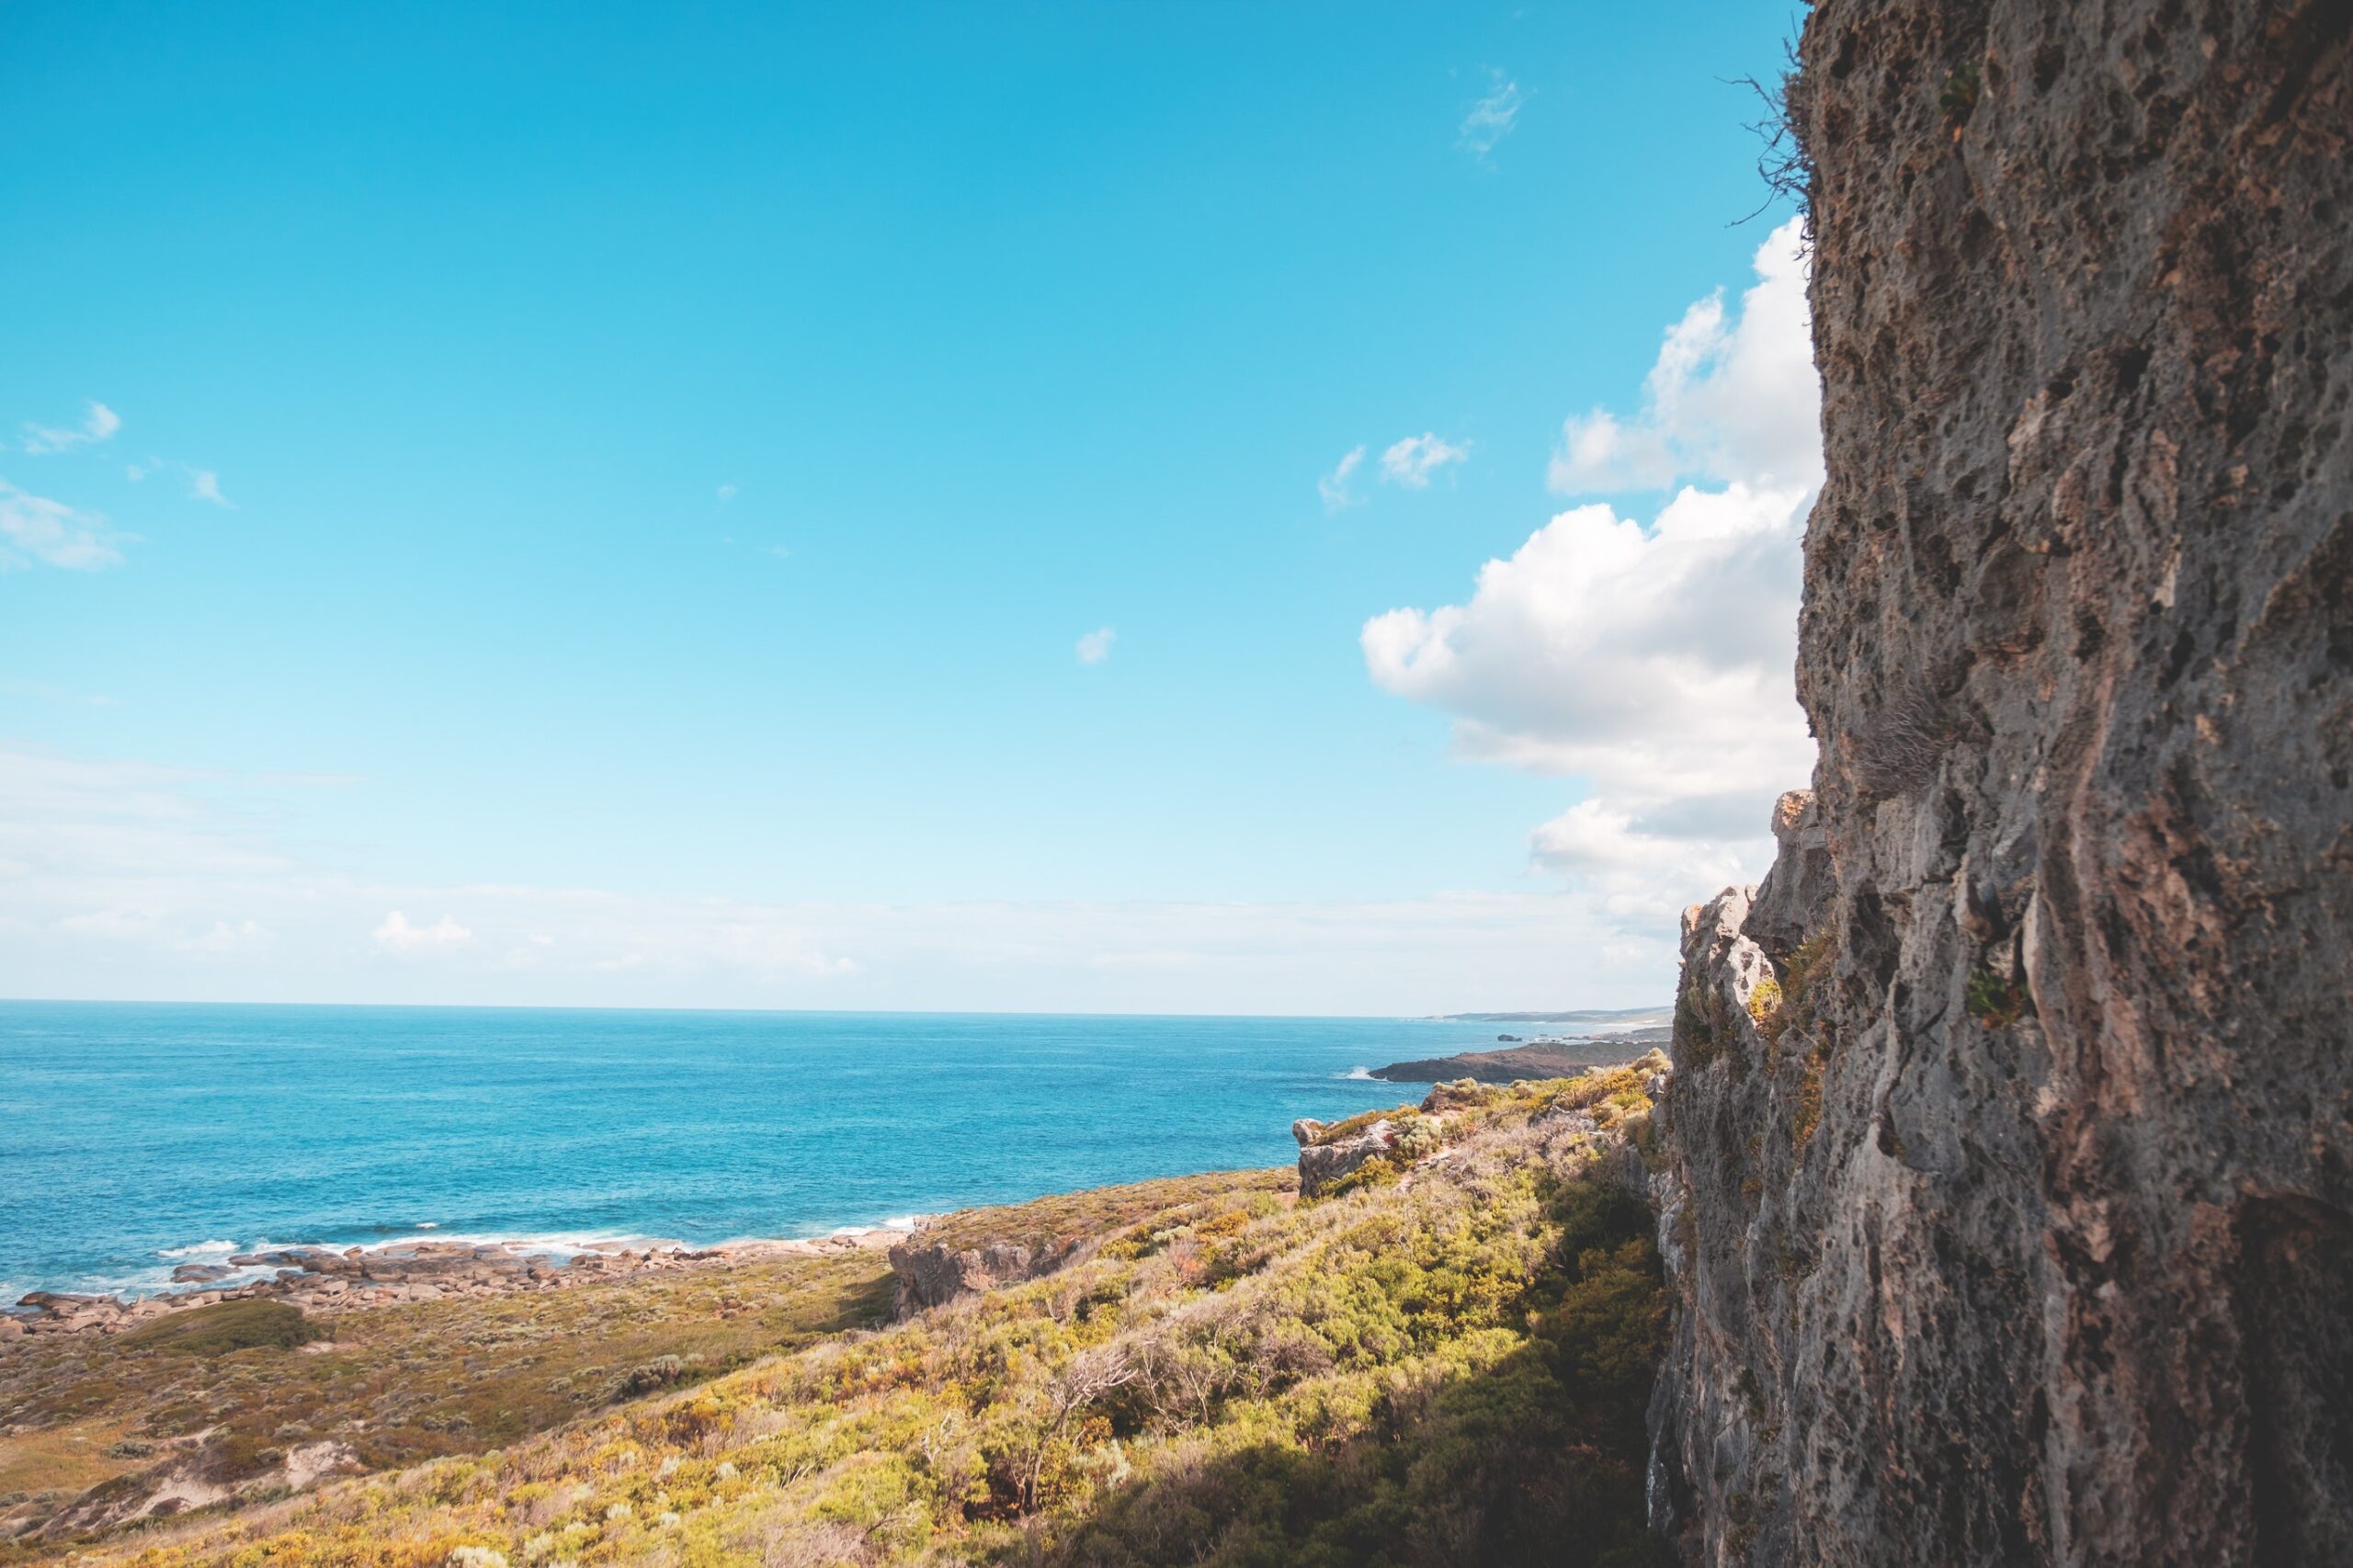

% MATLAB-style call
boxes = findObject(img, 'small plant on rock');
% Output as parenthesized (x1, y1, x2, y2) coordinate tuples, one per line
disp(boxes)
(1938, 61, 1983, 131)
(1965, 967, 2033, 1028)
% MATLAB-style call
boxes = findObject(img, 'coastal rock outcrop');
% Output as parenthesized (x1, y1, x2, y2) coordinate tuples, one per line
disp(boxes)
(1293, 1115, 1400, 1197)
(885, 1237, 1082, 1318)
(1648, 2, 2353, 1563)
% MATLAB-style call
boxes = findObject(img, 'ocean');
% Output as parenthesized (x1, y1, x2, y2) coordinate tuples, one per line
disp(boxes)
(0, 1001, 1587, 1303)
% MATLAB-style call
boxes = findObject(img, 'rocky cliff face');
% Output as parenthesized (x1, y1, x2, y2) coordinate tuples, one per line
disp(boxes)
(1649, 2, 2353, 1563)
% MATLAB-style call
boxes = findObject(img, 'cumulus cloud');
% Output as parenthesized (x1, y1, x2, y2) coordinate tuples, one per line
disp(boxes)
(1363, 480, 1813, 904)
(374, 911, 473, 951)
(1459, 72, 1523, 159)
(1527, 799, 1766, 927)
(1550, 217, 1819, 496)
(22, 401, 120, 455)
(1367, 219, 1821, 924)
(0, 480, 126, 571)
(1075, 626, 1117, 665)
(1381, 433, 1470, 488)
(1317, 445, 1367, 513)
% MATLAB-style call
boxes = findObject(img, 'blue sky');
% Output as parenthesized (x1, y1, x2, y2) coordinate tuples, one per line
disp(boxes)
(0, 3, 1819, 1013)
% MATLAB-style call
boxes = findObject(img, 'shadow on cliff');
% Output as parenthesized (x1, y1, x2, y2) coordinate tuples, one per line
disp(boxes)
(1029, 1177, 1677, 1568)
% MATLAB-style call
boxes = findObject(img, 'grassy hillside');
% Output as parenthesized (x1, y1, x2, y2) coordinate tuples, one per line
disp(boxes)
(6, 1064, 1670, 1567)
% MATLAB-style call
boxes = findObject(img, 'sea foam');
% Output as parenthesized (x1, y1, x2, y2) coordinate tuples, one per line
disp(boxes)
(158, 1239, 241, 1258)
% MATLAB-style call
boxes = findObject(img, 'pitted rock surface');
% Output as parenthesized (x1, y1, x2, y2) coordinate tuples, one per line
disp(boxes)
(1647, 3, 2353, 1563)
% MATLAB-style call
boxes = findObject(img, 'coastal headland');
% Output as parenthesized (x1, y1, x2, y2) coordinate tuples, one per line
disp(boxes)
(1372, 1024, 1672, 1084)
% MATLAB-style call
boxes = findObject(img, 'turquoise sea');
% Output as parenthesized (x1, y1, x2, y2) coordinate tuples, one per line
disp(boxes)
(0, 1002, 1564, 1303)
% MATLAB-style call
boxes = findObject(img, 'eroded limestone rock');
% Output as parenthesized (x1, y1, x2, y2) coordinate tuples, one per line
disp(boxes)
(1648, 4, 2353, 1562)
(1294, 1117, 1399, 1198)
(886, 1237, 1083, 1319)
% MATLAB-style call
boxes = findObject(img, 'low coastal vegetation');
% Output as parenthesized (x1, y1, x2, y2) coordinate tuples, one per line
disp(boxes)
(122, 1301, 324, 1358)
(0, 1256, 901, 1548)
(5, 1066, 1671, 1567)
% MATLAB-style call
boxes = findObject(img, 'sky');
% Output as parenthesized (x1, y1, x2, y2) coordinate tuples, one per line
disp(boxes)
(0, 2, 1820, 1015)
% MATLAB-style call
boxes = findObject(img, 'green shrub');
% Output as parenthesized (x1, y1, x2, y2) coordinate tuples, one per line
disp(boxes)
(122, 1299, 322, 1357)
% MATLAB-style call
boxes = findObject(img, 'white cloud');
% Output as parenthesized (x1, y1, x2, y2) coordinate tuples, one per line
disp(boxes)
(1366, 217, 1821, 926)
(1526, 801, 1768, 928)
(1317, 445, 1366, 513)
(123, 455, 233, 506)
(717, 483, 738, 503)
(1381, 433, 1470, 488)
(1364, 481, 1813, 797)
(374, 911, 473, 951)
(185, 467, 231, 507)
(1075, 626, 1117, 665)
(0, 741, 1675, 1011)
(22, 401, 120, 455)
(56, 908, 160, 939)
(1459, 72, 1522, 158)
(0, 480, 126, 570)
(1550, 217, 1819, 495)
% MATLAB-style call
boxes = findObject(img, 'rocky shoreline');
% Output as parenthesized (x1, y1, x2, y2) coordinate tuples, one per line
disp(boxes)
(3, 1229, 912, 1339)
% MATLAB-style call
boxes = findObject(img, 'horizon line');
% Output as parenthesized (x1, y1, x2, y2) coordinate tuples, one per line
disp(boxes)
(0, 994, 1671, 1023)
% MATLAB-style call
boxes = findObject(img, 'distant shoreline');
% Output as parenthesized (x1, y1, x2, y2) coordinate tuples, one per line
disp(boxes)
(1374, 1023, 1674, 1084)
(1426, 1006, 1670, 1027)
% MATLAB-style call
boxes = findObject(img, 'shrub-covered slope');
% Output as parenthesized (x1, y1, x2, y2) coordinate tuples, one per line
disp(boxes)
(13, 1067, 1671, 1568)
(1, 1253, 902, 1549)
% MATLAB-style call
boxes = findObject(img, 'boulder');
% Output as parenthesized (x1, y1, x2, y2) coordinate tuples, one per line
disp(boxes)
(886, 1238, 1079, 1319)
(1296, 1119, 1398, 1198)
